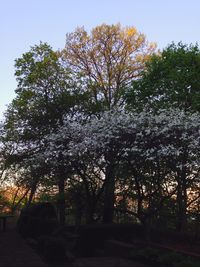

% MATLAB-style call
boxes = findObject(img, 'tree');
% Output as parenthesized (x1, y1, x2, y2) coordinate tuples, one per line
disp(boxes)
(81, 109, 200, 230)
(63, 23, 156, 111)
(61, 24, 156, 222)
(44, 108, 200, 230)
(4, 42, 81, 225)
(125, 42, 200, 112)
(7, 42, 82, 135)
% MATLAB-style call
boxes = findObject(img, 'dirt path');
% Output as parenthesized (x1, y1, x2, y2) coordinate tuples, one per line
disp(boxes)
(0, 220, 48, 267)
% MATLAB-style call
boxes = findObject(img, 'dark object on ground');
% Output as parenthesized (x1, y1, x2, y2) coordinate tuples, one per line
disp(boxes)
(17, 202, 58, 238)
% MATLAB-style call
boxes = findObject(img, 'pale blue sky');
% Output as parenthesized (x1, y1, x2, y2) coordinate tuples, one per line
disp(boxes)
(1, 0, 200, 118)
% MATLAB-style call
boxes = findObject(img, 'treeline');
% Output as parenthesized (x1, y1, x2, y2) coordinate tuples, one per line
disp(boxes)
(1, 24, 200, 234)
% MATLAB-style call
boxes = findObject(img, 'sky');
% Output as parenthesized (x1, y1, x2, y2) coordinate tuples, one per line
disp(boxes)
(1, 0, 200, 118)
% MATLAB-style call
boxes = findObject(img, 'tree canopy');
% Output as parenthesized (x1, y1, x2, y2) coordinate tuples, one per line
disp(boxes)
(125, 42, 200, 112)
(63, 23, 156, 111)
(2, 24, 200, 234)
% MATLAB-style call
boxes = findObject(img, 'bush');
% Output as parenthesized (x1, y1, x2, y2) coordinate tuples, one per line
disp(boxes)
(17, 202, 58, 238)
(18, 216, 58, 238)
(20, 202, 57, 218)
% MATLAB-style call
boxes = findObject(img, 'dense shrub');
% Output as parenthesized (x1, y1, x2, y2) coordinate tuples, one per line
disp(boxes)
(17, 202, 58, 238)
(21, 202, 57, 218)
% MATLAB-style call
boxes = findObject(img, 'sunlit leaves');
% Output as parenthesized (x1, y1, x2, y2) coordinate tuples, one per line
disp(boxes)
(63, 23, 156, 110)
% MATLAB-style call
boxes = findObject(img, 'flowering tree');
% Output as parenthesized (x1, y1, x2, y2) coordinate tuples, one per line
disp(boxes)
(115, 109, 200, 230)
(42, 108, 200, 228)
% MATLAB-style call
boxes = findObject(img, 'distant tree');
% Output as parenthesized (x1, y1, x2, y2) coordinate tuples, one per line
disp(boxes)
(125, 42, 200, 112)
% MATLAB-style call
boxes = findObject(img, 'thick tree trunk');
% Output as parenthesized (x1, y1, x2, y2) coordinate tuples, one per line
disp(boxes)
(26, 181, 37, 208)
(58, 176, 66, 226)
(103, 165, 115, 223)
(176, 172, 187, 232)
(57, 151, 66, 226)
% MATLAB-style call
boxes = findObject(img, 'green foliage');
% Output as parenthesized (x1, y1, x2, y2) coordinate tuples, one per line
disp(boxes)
(3, 42, 87, 200)
(126, 42, 200, 112)
(3, 28, 200, 232)
(7, 42, 75, 136)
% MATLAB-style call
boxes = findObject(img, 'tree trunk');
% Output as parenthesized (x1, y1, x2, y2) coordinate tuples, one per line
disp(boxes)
(176, 172, 187, 232)
(26, 181, 37, 208)
(11, 188, 30, 213)
(103, 164, 115, 223)
(58, 176, 66, 226)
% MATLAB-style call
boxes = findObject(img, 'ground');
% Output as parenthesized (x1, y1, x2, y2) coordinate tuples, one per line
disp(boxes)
(2, 218, 200, 267)
(0, 219, 148, 267)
